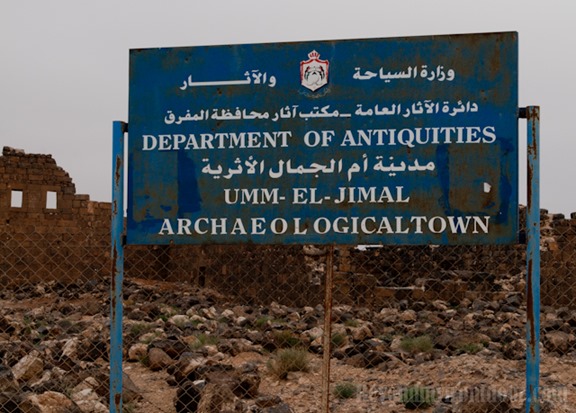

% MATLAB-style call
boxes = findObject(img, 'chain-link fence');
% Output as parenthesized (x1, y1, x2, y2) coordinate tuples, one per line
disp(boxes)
(1, 208, 575, 412)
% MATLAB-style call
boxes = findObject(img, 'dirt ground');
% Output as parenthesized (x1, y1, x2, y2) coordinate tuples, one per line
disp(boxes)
(3, 280, 574, 412)
(127, 351, 576, 413)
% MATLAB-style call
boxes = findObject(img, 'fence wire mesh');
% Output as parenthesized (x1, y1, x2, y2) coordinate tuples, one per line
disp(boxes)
(1, 209, 576, 412)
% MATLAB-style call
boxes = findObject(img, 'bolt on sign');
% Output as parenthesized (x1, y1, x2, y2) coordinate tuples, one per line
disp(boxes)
(127, 32, 518, 245)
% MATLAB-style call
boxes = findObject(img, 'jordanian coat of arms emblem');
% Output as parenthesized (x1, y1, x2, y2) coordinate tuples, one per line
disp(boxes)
(300, 50, 329, 92)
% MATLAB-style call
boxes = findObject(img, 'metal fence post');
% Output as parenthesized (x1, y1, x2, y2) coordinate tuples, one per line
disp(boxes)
(110, 121, 127, 413)
(321, 245, 334, 413)
(524, 106, 541, 413)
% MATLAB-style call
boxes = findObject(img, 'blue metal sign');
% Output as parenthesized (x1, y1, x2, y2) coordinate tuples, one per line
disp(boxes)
(127, 32, 518, 245)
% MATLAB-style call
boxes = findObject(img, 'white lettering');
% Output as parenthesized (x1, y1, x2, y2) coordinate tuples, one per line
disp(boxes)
(428, 216, 447, 233)
(251, 218, 267, 234)
(194, 218, 209, 234)
(271, 218, 288, 234)
(230, 219, 247, 235)
(177, 219, 192, 235)
(155, 215, 491, 237)
(313, 217, 331, 234)
(140, 131, 292, 151)
(158, 219, 174, 235)
(142, 135, 157, 150)
(294, 218, 308, 235)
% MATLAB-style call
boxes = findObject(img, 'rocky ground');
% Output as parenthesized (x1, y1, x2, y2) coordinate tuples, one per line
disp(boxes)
(1, 276, 575, 413)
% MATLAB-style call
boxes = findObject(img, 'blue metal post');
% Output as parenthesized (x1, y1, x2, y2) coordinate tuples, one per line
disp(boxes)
(524, 106, 540, 413)
(110, 121, 127, 413)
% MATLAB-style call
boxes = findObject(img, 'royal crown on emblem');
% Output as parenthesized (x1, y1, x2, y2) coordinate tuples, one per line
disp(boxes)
(308, 50, 321, 60)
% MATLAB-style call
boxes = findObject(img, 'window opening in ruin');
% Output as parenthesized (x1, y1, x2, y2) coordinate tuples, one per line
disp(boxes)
(46, 191, 57, 209)
(10, 190, 23, 208)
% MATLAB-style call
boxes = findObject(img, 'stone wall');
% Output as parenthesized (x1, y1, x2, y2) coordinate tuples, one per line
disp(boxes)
(1, 146, 575, 308)
(0, 147, 111, 286)
(541, 212, 576, 307)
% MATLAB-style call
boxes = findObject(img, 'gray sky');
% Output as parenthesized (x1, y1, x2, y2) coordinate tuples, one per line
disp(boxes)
(2, 1, 574, 215)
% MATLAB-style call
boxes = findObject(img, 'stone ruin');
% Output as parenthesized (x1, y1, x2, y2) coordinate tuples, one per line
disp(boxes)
(1, 146, 575, 308)
(0, 147, 111, 285)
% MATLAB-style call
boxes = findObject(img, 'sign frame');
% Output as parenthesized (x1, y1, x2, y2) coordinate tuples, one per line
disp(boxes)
(127, 32, 519, 246)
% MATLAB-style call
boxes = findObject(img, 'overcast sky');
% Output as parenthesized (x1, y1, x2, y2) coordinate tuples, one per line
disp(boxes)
(2, 1, 575, 215)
